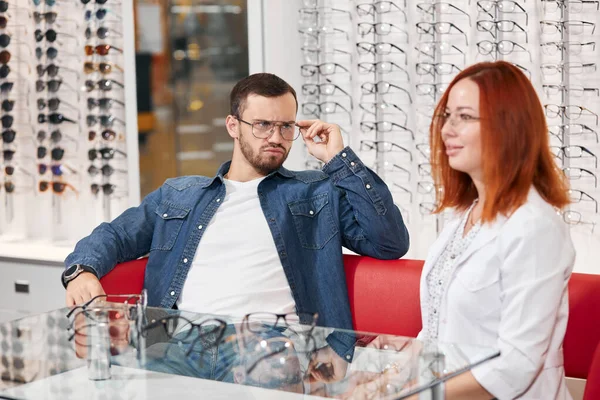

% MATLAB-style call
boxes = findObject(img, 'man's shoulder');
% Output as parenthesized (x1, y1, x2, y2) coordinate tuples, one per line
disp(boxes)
(163, 175, 213, 191)
(286, 169, 329, 184)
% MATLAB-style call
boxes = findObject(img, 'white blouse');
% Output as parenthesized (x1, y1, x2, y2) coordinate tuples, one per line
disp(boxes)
(425, 203, 481, 341)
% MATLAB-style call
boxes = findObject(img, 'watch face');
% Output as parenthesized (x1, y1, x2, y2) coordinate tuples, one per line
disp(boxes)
(64, 265, 81, 280)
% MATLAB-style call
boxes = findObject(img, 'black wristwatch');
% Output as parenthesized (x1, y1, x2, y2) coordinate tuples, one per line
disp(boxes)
(61, 264, 98, 288)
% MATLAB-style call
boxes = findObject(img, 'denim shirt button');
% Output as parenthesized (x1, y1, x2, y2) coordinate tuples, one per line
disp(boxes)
(198, 225, 203, 230)
(350, 162, 355, 167)
(183, 258, 188, 263)
(345, 355, 351, 360)
(342, 152, 347, 158)
(163, 213, 168, 217)
(170, 291, 175, 296)
(366, 184, 371, 189)
(309, 210, 314, 215)
(216, 198, 221, 203)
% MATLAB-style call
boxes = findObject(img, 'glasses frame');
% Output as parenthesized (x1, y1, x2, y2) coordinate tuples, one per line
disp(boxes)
(236, 117, 301, 142)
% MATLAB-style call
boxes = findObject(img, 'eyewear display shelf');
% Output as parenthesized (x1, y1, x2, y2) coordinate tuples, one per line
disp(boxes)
(0, 0, 139, 314)
(295, 0, 600, 271)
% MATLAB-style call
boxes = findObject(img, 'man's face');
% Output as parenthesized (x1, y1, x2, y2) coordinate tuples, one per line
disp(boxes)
(236, 93, 297, 175)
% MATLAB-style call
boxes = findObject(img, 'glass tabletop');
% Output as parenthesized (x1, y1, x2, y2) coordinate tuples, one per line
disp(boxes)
(0, 305, 499, 400)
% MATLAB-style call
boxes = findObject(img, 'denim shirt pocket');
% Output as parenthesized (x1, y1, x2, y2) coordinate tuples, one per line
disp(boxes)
(151, 202, 191, 251)
(288, 193, 339, 250)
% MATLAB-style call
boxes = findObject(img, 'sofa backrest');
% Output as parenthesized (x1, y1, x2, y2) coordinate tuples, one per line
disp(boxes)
(342, 254, 423, 337)
(101, 255, 600, 379)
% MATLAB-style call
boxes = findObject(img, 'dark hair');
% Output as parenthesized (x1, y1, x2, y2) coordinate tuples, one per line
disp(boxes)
(230, 73, 298, 118)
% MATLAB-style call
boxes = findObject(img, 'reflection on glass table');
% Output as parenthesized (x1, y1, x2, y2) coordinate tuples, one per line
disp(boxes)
(0, 307, 499, 400)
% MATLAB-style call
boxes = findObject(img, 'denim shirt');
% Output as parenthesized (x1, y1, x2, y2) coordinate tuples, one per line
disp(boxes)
(65, 147, 410, 360)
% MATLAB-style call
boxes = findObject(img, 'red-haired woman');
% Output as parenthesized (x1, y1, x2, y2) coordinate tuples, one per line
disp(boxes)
(419, 61, 574, 399)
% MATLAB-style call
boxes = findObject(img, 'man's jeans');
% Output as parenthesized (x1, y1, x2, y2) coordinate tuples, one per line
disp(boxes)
(143, 325, 239, 382)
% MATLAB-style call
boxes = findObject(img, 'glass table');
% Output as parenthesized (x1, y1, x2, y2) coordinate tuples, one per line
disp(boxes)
(0, 306, 499, 400)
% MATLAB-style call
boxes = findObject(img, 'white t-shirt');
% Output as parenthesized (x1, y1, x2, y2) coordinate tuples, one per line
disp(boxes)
(177, 177, 297, 318)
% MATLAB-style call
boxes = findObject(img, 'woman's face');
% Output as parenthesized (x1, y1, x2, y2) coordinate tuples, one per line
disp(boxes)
(440, 78, 483, 181)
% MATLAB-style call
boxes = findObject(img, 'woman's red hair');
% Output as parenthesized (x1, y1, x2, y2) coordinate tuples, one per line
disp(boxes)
(430, 61, 570, 222)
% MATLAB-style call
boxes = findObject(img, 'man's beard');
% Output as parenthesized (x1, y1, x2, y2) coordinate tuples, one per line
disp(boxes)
(239, 131, 289, 175)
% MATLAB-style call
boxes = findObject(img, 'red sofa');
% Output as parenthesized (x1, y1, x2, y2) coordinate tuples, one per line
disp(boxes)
(100, 254, 600, 397)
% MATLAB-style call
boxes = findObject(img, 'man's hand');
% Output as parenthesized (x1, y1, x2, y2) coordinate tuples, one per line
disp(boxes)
(297, 119, 345, 164)
(306, 345, 349, 383)
(66, 272, 106, 306)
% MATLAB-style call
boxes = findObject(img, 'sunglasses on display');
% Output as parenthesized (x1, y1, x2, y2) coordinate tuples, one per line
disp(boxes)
(88, 129, 118, 141)
(90, 183, 120, 195)
(37, 98, 79, 112)
(88, 147, 126, 161)
(33, 0, 64, 5)
(38, 113, 77, 125)
(87, 164, 124, 177)
(357, 22, 409, 42)
(0, 50, 10, 64)
(85, 79, 125, 92)
(36, 146, 65, 160)
(35, 79, 74, 93)
(1, 129, 15, 143)
(83, 61, 124, 75)
(35, 47, 60, 60)
(85, 8, 122, 21)
(38, 164, 76, 176)
(33, 12, 58, 24)
(36, 64, 77, 78)
(3, 149, 16, 161)
(3, 181, 15, 193)
(87, 98, 125, 111)
(34, 29, 76, 43)
(39, 180, 77, 194)
(84, 26, 122, 40)
(86, 115, 125, 128)
(0, 64, 9, 78)
(84, 44, 123, 56)
(37, 129, 72, 143)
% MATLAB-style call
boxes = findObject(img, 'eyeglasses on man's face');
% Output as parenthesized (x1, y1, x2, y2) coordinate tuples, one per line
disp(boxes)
(236, 118, 301, 142)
